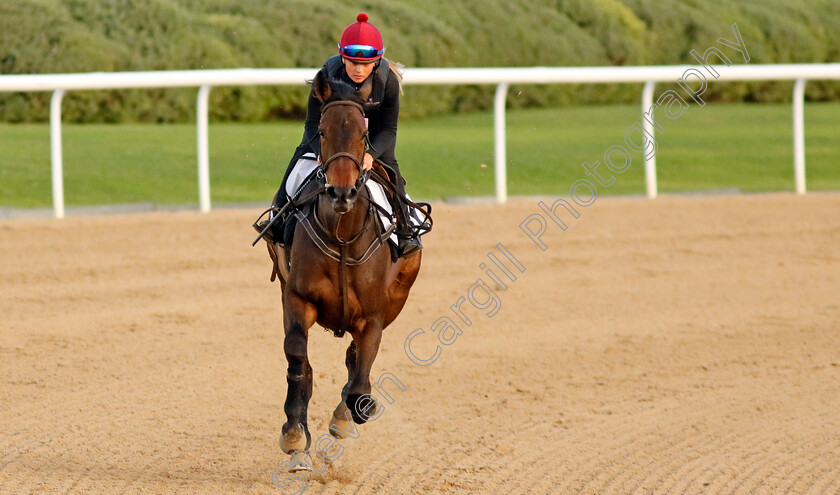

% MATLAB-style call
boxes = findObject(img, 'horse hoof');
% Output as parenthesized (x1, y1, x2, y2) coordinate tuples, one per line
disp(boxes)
(280, 423, 309, 454)
(329, 402, 352, 439)
(347, 394, 379, 425)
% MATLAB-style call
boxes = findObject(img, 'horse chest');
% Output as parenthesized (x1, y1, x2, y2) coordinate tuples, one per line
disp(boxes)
(292, 265, 385, 306)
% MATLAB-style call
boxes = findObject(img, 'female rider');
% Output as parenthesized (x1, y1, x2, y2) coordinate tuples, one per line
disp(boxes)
(271, 13, 421, 258)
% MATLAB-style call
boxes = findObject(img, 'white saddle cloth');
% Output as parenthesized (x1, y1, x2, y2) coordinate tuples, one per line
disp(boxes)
(285, 154, 424, 244)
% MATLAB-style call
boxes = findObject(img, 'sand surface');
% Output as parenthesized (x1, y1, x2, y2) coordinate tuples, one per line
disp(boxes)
(1, 193, 839, 494)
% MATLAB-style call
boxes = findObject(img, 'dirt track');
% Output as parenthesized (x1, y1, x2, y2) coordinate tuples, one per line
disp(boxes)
(1, 193, 839, 494)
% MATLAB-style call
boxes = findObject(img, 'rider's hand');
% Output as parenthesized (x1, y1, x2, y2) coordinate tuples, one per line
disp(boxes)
(363, 153, 374, 171)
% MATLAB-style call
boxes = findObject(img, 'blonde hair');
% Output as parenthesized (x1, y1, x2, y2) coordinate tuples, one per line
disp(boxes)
(388, 60, 404, 94)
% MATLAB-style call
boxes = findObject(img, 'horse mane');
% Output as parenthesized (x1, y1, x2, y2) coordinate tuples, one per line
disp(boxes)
(325, 78, 364, 105)
(306, 72, 365, 106)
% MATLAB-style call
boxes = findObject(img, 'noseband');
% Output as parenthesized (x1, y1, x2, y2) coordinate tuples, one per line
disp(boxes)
(319, 100, 370, 188)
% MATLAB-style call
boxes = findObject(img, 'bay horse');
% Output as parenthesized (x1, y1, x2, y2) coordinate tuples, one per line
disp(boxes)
(256, 70, 424, 459)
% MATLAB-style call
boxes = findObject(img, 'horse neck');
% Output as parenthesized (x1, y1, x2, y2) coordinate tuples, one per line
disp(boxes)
(316, 193, 370, 244)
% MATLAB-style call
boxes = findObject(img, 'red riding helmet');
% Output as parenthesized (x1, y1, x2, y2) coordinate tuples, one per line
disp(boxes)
(338, 13, 385, 62)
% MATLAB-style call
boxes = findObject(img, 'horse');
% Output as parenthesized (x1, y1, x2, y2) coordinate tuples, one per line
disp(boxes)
(255, 70, 425, 461)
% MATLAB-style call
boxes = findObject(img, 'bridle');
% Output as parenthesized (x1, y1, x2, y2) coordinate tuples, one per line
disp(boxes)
(311, 97, 389, 247)
(314, 98, 388, 337)
(318, 100, 370, 190)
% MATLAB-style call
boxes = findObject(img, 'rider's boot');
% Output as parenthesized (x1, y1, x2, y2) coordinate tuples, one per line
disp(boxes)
(398, 231, 422, 259)
(254, 193, 289, 245)
(394, 204, 422, 259)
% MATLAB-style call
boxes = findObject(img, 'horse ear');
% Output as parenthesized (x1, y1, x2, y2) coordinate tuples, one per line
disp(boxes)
(313, 70, 332, 102)
(357, 76, 373, 103)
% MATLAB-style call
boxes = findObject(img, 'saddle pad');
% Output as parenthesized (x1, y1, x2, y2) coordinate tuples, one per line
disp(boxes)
(366, 182, 426, 245)
(285, 154, 319, 198)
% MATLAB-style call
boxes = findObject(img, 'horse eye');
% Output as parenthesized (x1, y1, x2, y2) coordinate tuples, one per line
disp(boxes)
(318, 130, 325, 137)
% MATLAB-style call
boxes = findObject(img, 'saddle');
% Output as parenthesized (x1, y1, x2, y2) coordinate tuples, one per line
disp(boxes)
(252, 161, 432, 281)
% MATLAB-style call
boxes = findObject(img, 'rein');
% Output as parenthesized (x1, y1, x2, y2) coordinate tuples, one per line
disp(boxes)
(317, 99, 380, 337)
(259, 97, 389, 337)
(251, 98, 372, 249)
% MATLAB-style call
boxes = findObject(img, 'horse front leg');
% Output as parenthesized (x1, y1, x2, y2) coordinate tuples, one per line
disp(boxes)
(280, 290, 317, 454)
(345, 322, 383, 425)
(329, 340, 357, 438)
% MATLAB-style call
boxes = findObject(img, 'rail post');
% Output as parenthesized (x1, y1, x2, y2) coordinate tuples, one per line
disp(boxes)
(642, 81, 657, 199)
(494, 82, 509, 204)
(793, 78, 806, 195)
(197, 85, 212, 213)
(50, 89, 66, 219)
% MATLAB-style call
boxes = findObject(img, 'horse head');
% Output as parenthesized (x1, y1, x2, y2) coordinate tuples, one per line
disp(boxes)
(313, 70, 371, 213)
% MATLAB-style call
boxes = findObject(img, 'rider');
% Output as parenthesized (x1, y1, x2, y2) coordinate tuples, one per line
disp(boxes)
(270, 12, 422, 258)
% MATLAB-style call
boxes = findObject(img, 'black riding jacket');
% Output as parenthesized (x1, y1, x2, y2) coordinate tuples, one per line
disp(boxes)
(298, 55, 401, 168)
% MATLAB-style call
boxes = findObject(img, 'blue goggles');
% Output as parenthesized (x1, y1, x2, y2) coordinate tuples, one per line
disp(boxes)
(338, 44, 385, 59)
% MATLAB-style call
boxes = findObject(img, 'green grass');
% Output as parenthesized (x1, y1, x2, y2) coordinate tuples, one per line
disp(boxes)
(1, 102, 838, 208)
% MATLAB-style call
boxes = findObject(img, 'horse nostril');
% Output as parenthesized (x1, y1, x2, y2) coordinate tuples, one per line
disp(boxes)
(327, 186, 338, 200)
(348, 187, 358, 199)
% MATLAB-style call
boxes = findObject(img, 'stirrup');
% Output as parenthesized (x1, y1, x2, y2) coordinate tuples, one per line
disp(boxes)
(253, 219, 276, 244)
(398, 235, 422, 259)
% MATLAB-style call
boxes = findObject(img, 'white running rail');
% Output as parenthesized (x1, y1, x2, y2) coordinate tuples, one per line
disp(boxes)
(2, 64, 840, 217)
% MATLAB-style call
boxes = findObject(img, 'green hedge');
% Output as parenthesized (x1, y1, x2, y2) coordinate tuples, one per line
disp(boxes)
(1, 0, 838, 122)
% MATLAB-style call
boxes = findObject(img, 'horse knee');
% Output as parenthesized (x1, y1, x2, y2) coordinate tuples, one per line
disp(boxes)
(284, 329, 308, 362)
(284, 329, 310, 382)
